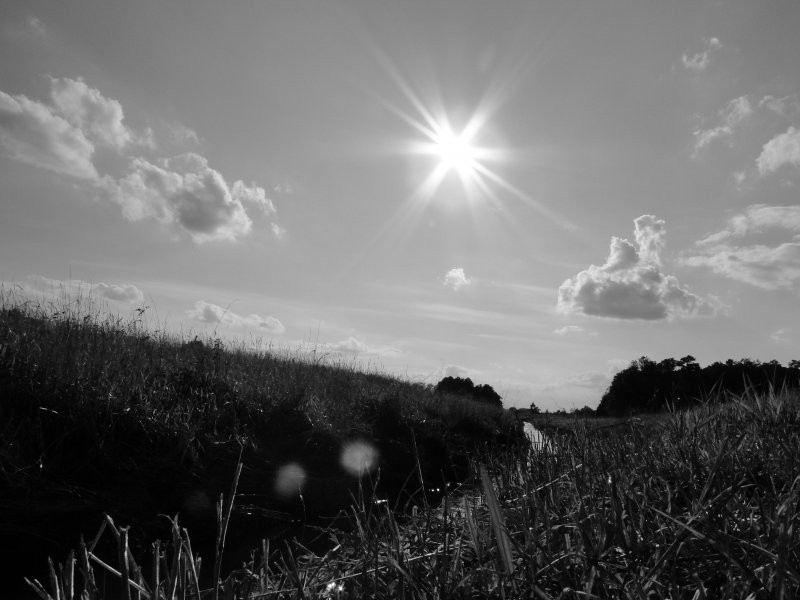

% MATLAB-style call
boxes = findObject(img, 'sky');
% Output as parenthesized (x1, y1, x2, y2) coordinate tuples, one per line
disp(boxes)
(1, 0, 799, 410)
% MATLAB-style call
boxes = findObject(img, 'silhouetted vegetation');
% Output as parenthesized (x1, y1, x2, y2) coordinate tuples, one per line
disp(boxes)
(598, 354, 800, 416)
(5, 292, 800, 598)
(434, 376, 503, 408)
(28, 387, 800, 599)
(0, 291, 520, 598)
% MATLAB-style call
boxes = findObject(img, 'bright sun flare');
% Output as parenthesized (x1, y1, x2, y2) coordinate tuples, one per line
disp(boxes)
(432, 125, 478, 177)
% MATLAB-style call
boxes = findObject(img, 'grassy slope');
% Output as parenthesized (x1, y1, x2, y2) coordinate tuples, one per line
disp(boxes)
(3, 294, 800, 598)
(0, 293, 518, 597)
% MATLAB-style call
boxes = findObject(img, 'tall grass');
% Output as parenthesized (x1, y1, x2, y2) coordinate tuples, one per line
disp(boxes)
(22, 390, 800, 599)
(4, 290, 799, 598)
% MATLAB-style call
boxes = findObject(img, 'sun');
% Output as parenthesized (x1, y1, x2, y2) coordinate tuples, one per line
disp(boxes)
(430, 123, 478, 178)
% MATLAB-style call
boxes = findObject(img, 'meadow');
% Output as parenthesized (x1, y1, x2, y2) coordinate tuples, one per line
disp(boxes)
(2, 291, 799, 599)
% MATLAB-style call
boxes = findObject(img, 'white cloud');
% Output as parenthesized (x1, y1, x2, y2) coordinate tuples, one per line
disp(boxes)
(186, 300, 285, 334)
(558, 215, 712, 320)
(634, 214, 666, 265)
(232, 180, 276, 217)
(48, 77, 134, 151)
(758, 95, 800, 118)
(554, 325, 585, 336)
(696, 204, 800, 245)
(101, 153, 253, 242)
(685, 244, 800, 290)
(684, 205, 800, 290)
(92, 282, 146, 303)
(10, 274, 144, 304)
(0, 90, 98, 179)
(0, 79, 281, 242)
(324, 336, 400, 356)
(682, 37, 721, 73)
(165, 121, 200, 145)
(27, 16, 47, 37)
(443, 364, 471, 378)
(756, 126, 800, 176)
(443, 267, 472, 291)
(771, 328, 790, 343)
(693, 96, 753, 154)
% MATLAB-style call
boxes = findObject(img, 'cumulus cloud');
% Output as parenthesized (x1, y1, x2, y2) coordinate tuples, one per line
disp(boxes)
(682, 37, 721, 73)
(756, 127, 800, 175)
(48, 77, 134, 150)
(558, 215, 712, 320)
(186, 300, 285, 333)
(10, 274, 144, 304)
(443, 267, 472, 291)
(0, 80, 282, 242)
(693, 96, 753, 154)
(0, 90, 98, 179)
(325, 336, 400, 357)
(683, 205, 800, 290)
(0, 77, 138, 178)
(232, 180, 276, 217)
(101, 153, 253, 242)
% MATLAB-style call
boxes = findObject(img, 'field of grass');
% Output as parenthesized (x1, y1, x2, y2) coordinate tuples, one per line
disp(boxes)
(3, 291, 800, 599)
(0, 291, 519, 599)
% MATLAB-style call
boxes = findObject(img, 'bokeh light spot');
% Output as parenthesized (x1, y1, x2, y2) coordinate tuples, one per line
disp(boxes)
(340, 440, 379, 477)
(274, 462, 307, 498)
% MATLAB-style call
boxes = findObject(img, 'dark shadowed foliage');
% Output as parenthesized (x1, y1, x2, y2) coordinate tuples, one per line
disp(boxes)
(598, 354, 800, 416)
(434, 376, 503, 408)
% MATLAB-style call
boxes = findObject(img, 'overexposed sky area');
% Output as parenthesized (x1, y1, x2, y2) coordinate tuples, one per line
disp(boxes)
(1, 1, 799, 409)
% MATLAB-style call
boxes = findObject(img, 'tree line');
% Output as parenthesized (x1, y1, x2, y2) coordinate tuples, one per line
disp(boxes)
(597, 356, 800, 416)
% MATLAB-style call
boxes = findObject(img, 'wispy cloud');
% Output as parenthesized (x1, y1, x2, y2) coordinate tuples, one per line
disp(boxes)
(443, 267, 472, 291)
(771, 328, 790, 343)
(693, 96, 753, 154)
(553, 325, 585, 336)
(324, 336, 400, 357)
(682, 37, 721, 73)
(558, 216, 713, 320)
(683, 205, 800, 291)
(26, 16, 47, 37)
(186, 300, 285, 333)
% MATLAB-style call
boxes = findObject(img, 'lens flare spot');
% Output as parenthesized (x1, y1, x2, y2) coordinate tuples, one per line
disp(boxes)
(274, 462, 307, 498)
(340, 440, 379, 477)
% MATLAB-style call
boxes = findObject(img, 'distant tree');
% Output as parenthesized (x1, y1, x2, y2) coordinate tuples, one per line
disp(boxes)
(434, 376, 503, 408)
(529, 401, 541, 414)
(573, 406, 595, 417)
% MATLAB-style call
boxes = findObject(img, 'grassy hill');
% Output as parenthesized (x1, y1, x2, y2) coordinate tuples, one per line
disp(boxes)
(2, 292, 799, 599)
(0, 293, 519, 598)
